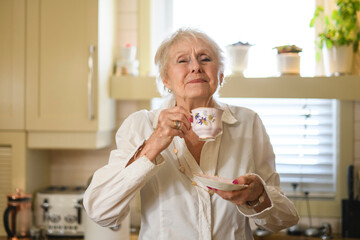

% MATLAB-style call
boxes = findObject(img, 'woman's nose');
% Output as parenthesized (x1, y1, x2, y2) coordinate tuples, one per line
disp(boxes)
(191, 59, 202, 73)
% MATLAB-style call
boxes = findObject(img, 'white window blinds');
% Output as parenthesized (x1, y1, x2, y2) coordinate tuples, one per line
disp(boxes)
(219, 98, 337, 198)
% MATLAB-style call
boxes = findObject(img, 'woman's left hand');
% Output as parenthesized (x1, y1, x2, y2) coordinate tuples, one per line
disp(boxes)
(211, 174, 268, 208)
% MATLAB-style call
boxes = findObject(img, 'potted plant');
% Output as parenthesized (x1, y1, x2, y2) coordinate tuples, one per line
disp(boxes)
(273, 45, 303, 75)
(310, 0, 360, 76)
(226, 41, 253, 76)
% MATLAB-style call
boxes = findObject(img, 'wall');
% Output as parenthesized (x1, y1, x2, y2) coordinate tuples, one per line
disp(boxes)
(116, 0, 138, 55)
(355, 101, 360, 192)
(48, 0, 360, 234)
(50, 101, 138, 186)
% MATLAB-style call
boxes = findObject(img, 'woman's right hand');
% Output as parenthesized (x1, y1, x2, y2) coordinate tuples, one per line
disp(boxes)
(150, 105, 192, 150)
(128, 106, 192, 164)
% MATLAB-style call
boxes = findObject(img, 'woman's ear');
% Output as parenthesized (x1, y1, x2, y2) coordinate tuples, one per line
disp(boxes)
(162, 76, 171, 90)
(219, 73, 224, 86)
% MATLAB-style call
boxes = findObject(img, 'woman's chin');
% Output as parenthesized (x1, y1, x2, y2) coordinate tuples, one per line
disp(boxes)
(184, 87, 216, 98)
(184, 92, 212, 101)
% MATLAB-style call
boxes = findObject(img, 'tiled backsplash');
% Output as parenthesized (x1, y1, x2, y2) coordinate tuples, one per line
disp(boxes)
(50, 100, 139, 186)
(48, 0, 360, 234)
(115, 0, 138, 59)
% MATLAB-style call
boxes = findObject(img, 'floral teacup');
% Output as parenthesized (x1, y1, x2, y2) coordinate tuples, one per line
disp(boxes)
(191, 107, 224, 141)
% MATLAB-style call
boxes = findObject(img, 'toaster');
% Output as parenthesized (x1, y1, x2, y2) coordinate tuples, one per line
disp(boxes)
(34, 186, 85, 237)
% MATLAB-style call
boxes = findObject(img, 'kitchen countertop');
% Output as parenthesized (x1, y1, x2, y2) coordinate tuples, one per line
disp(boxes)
(1, 233, 359, 240)
(0, 234, 139, 240)
(253, 232, 360, 240)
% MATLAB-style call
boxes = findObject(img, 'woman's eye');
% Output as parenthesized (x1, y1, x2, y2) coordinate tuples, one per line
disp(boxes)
(178, 59, 187, 63)
(200, 56, 211, 62)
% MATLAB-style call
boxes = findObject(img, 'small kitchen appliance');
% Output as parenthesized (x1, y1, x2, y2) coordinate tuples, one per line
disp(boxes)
(342, 165, 360, 238)
(34, 186, 85, 237)
(342, 199, 360, 238)
(3, 188, 33, 238)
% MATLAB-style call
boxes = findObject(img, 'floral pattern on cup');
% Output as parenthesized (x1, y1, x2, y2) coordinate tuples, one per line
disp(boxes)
(194, 111, 216, 126)
(191, 107, 224, 141)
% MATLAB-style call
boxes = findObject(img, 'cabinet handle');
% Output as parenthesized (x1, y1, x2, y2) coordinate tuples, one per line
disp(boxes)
(88, 45, 95, 120)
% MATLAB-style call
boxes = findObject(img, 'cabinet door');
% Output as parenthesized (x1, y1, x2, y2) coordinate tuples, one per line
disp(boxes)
(26, 0, 98, 131)
(0, 0, 25, 130)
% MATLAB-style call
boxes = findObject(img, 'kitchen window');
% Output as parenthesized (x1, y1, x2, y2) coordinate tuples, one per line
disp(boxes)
(151, 98, 338, 198)
(218, 98, 338, 198)
(151, 0, 317, 77)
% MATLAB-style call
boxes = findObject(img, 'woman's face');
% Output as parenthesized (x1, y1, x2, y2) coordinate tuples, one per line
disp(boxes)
(163, 38, 223, 105)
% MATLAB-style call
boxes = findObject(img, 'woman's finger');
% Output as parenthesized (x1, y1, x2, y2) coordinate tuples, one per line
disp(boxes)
(160, 108, 191, 131)
(213, 174, 265, 205)
(232, 176, 247, 185)
(156, 115, 185, 139)
(167, 107, 192, 130)
(213, 188, 248, 205)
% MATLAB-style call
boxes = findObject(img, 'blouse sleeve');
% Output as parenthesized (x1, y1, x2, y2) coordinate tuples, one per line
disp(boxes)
(83, 110, 164, 228)
(236, 114, 299, 232)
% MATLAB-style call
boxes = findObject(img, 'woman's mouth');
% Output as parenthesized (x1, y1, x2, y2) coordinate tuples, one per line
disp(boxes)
(188, 78, 207, 84)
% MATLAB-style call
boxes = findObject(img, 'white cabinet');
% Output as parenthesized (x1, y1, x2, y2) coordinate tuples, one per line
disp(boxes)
(26, 0, 116, 148)
(0, 0, 25, 130)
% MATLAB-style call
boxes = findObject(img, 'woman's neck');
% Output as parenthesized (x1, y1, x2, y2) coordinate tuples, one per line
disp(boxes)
(175, 96, 214, 111)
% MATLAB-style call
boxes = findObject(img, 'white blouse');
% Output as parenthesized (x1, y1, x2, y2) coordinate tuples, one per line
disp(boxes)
(83, 96, 299, 240)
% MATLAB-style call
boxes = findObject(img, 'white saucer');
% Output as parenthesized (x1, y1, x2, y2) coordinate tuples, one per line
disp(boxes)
(194, 173, 248, 191)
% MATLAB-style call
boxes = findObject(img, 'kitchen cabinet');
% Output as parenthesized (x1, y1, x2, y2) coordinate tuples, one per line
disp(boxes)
(26, 0, 117, 149)
(0, 0, 25, 130)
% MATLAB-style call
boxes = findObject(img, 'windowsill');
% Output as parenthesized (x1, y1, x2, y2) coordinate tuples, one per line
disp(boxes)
(110, 75, 360, 100)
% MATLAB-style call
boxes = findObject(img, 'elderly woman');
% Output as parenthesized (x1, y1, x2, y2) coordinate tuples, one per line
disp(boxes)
(83, 28, 299, 239)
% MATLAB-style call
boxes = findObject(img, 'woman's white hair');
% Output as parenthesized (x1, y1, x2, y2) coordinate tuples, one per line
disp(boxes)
(154, 28, 225, 96)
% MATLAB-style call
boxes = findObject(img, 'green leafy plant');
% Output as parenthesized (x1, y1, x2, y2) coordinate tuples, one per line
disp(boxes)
(310, 0, 360, 57)
(273, 45, 302, 54)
